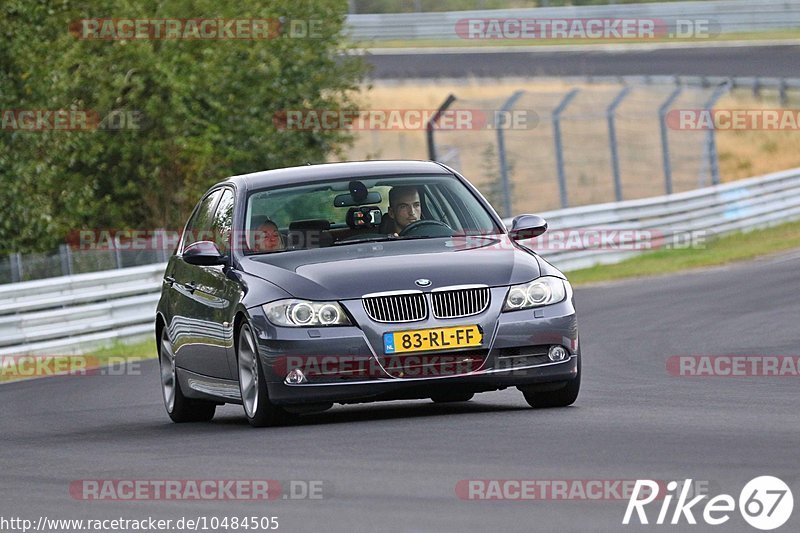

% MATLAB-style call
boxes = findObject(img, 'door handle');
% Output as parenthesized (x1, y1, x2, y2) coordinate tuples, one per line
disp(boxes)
(164, 276, 175, 287)
(185, 282, 198, 293)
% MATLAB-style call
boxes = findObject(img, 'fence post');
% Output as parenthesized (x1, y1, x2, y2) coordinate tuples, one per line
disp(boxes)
(552, 88, 580, 208)
(59, 244, 73, 276)
(607, 86, 632, 202)
(113, 234, 123, 269)
(426, 94, 457, 162)
(156, 229, 168, 263)
(779, 78, 788, 107)
(659, 85, 683, 195)
(496, 90, 526, 218)
(10, 253, 22, 283)
(703, 80, 731, 186)
(8, 252, 22, 283)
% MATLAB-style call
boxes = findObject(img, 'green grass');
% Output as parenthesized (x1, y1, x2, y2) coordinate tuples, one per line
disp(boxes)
(364, 30, 800, 49)
(1, 338, 157, 383)
(567, 219, 800, 285)
(90, 338, 157, 359)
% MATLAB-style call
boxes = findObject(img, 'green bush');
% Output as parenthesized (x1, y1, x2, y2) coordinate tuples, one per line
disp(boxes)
(0, 0, 366, 253)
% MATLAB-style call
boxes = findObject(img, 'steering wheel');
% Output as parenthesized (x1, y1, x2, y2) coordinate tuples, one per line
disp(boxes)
(398, 219, 454, 237)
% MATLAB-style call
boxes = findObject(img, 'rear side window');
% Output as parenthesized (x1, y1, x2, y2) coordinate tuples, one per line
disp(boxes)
(181, 189, 221, 251)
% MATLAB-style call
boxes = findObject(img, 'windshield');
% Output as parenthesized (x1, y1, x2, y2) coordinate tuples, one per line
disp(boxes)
(243, 174, 502, 254)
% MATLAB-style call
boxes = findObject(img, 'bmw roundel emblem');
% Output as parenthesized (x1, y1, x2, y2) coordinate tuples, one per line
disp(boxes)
(415, 278, 432, 287)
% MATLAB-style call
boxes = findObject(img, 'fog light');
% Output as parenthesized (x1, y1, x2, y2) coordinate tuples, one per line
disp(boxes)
(548, 345, 569, 362)
(285, 368, 307, 384)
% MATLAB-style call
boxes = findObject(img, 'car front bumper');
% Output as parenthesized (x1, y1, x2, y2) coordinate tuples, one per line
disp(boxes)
(249, 288, 579, 406)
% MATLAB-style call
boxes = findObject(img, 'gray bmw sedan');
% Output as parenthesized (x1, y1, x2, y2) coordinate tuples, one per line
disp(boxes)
(156, 160, 580, 427)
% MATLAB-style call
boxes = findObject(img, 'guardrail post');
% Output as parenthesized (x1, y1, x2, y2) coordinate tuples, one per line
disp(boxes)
(496, 90, 526, 218)
(607, 86, 632, 202)
(553, 88, 580, 208)
(659, 85, 683, 195)
(703, 81, 731, 186)
(426, 94, 457, 162)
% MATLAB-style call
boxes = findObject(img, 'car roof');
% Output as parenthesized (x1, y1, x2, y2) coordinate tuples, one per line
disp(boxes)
(223, 160, 453, 190)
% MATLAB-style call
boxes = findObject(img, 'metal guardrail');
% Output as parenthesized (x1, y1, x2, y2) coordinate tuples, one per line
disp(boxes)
(346, 0, 800, 41)
(2, 166, 800, 356)
(0, 264, 165, 357)
(503, 167, 800, 271)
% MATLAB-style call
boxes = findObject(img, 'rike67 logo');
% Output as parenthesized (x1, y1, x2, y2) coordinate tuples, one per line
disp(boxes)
(624, 477, 793, 530)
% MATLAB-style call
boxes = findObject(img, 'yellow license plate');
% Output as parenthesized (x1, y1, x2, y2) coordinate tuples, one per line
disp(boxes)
(383, 325, 482, 354)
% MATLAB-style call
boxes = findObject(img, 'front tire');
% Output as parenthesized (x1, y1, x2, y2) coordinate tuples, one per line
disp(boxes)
(521, 357, 581, 408)
(237, 321, 292, 427)
(159, 328, 216, 423)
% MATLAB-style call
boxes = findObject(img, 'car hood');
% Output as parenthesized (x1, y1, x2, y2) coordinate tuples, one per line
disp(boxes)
(241, 235, 541, 301)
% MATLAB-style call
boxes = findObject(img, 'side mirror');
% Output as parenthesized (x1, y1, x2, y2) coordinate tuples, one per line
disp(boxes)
(509, 214, 548, 241)
(183, 241, 226, 266)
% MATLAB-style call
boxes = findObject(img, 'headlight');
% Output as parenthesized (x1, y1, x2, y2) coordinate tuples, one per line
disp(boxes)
(503, 277, 567, 311)
(263, 299, 352, 327)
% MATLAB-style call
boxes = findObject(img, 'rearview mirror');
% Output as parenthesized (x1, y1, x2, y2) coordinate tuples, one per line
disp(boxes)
(183, 241, 226, 266)
(334, 191, 382, 207)
(508, 214, 548, 241)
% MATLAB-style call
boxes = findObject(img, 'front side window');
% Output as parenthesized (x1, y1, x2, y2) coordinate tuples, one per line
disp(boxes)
(181, 190, 222, 252)
(211, 189, 235, 255)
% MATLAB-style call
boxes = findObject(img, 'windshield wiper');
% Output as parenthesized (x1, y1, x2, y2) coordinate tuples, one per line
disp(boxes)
(331, 235, 399, 246)
(332, 233, 452, 247)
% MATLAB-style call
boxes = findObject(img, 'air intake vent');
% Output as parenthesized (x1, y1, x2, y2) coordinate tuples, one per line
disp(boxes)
(431, 286, 490, 319)
(363, 291, 427, 323)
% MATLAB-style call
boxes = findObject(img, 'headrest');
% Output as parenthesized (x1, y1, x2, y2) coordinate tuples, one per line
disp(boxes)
(289, 219, 331, 231)
(287, 219, 332, 249)
(251, 215, 274, 229)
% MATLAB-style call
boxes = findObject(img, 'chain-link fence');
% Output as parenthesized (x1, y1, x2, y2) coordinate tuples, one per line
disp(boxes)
(427, 77, 800, 217)
(1, 237, 170, 284)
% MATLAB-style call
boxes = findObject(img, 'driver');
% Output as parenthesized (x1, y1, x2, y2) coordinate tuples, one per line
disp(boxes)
(386, 186, 422, 234)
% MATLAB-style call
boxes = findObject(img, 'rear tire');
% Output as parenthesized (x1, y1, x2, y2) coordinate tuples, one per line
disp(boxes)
(431, 392, 474, 403)
(521, 357, 581, 408)
(237, 321, 293, 428)
(159, 328, 216, 423)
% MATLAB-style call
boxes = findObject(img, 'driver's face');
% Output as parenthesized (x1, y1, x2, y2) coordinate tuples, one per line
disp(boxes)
(389, 191, 421, 231)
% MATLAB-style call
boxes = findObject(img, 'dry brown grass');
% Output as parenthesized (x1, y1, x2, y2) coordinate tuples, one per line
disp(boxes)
(714, 92, 800, 182)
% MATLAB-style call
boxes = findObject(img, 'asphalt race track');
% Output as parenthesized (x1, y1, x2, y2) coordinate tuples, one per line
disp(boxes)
(366, 44, 800, 79)
(1, 250, 798, 533)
